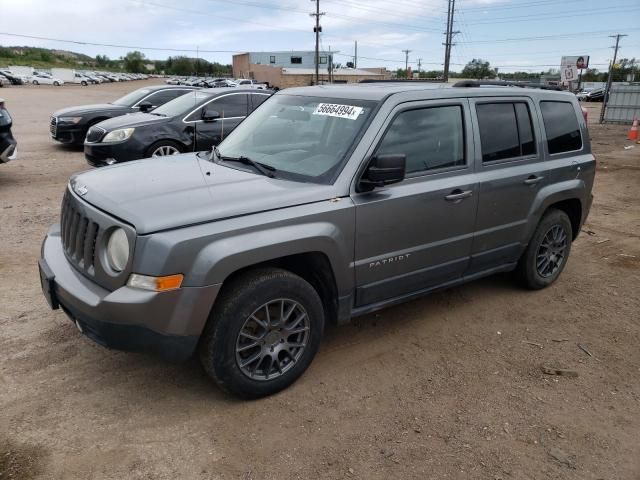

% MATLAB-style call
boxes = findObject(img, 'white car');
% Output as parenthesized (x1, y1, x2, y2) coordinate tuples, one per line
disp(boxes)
(31, 74, 64, 86)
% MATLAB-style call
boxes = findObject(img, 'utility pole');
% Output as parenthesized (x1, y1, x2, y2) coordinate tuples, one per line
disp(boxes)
(402, 49, 411, 78)
(417, 58, 422, 75)
(310, 0, 325, 85)
(443, 0, 459, 82)
(600, 33, 627, 124)
(354, 40, 358, 69)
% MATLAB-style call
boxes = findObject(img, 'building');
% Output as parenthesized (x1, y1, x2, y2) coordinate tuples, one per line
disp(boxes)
(233, 50, 336, 74)
(232, 51, 391, 89)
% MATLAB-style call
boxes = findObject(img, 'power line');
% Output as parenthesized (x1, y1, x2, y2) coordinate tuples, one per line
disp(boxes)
(0, 32, 241, 53)
(464, 5, 640, 25)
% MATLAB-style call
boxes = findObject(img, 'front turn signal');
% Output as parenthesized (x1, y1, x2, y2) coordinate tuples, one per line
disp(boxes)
(127, 273, 184, 292)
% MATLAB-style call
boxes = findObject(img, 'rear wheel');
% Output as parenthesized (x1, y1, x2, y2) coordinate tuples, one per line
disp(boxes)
(32, 80, 39, 85)
(53, 81, 60, 86)
(81, 80, 87, 86)
(516, 209, 572, 289)
(146, 140, 182, 158)
(199, 268, 325, 398)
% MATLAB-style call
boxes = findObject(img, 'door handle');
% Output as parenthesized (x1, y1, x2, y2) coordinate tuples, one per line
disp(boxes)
(524, 175, 544, 185)
(444, 189, 473, 201)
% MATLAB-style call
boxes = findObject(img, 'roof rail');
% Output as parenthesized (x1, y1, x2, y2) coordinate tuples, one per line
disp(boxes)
(453, 80, 563, 91)
(359, 79, 446, 83)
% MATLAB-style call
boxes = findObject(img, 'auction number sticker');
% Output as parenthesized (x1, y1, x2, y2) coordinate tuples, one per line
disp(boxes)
(313, 103, 363, 120)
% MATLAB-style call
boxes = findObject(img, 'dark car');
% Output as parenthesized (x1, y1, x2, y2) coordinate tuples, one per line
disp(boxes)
(84, 88, 272, 166)
(50, 85, 198, 146)
(0, 98, 17, 164)
(586, 88, 607, 102)
(0, 70, 24, 86)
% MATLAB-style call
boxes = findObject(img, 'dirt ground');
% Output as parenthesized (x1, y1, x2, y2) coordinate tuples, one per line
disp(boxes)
(1, 81, 639, 480)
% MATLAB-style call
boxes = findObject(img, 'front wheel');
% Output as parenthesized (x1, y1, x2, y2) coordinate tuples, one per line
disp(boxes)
(81, 81, 87, 86)
(53, 81, 60, 86)
(199, 268, 325, 398)
(146, 140, 182, 158)
(516, 209, 573, 289)
(32, 80, 39, 85)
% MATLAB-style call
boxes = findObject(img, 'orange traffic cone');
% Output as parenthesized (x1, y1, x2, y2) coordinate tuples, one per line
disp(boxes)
(628, 118, 639, 141)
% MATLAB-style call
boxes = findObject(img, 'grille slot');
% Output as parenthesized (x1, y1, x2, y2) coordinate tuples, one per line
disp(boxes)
(85, 125, 105, 143)
(60, 190, 100, 272)
(50, 117, 57, 136)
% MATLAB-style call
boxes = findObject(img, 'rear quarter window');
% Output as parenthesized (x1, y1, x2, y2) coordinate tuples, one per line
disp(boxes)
(540, 101, 582, 154)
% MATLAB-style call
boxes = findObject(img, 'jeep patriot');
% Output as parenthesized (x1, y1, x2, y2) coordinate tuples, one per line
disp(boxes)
(39, 81, 595, 398)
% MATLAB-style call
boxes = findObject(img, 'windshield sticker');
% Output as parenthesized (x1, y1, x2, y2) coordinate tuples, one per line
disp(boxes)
(313, 103, 363, 120)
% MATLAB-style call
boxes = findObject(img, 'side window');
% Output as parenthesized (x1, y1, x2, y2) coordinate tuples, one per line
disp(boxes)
(476, 102, 536, 162)
(376, 105, 465, 174)
(251, 94, 270, 110)
(290, 56, 302, 64)
(540, 101, 582, 154)
(269, 55, 276, 64)
(209, 94, 248, 118)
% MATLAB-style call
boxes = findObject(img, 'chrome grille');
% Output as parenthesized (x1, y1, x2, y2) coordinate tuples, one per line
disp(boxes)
(50, 116, 57, 136)
(60, 190, 100, 274)
(85, 125, 105, 143)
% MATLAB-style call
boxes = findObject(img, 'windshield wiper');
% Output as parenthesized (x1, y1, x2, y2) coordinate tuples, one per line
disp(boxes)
(213, 146, 276, 178)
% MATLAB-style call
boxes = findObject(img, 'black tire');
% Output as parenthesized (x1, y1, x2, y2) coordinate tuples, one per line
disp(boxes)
(32, 80, 39, 85)
(81, 81, 87, 86)
(516, 209, 573, 290)
(199, 268, 325, 399)
(53, 81, 60, 86)
(145, 140, 183, 158)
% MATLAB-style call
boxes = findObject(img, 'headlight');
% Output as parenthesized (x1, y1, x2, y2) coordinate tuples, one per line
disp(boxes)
(106, 228, 130, 272)
(59, 116, 82, 124)
(102, 127, 135, 143)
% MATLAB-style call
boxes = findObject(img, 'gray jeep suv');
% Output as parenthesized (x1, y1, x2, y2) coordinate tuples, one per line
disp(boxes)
(39, 81, 595, 398)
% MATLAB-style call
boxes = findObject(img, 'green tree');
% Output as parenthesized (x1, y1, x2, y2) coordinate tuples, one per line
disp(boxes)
(461, 58, 496, 79)
(123, 51, 146, 73)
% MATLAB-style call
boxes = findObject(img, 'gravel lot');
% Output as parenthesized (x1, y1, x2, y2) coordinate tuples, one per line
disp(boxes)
(1, 81, 639, 480)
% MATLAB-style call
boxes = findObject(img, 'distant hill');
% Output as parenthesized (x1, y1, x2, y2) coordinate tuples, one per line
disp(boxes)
(0, 45, 106, 69)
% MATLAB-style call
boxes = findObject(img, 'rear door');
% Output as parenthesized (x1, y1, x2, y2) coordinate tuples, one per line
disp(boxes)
(467, 97, 548, 274)
(191, 93, 249, 151)
(352, 99, 478, 307)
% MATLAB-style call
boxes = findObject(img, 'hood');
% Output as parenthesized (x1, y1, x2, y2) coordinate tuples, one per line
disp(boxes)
(95, 112, 170, 131)
(53, 103, 133, 117)
(70, 153, 337, 234)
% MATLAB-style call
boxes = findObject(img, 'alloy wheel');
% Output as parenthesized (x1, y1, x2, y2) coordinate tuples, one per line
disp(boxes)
(235, 299, 310, 381)
(151, 145, 180, 157)
(536, 224, 568, 278)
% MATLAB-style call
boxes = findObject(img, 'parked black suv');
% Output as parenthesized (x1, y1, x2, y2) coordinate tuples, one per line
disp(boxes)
(50, 85, 198, 146)
(84, 88, 272, 166)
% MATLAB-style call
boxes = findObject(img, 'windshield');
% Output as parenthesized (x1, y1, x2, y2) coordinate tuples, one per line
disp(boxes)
(152, 91, 211, 117)
(217, 94, 378, 183)
(112, 88, 154, 106)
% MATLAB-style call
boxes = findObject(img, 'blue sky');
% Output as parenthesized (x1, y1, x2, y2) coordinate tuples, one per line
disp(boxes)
(1, 0, 639, 72)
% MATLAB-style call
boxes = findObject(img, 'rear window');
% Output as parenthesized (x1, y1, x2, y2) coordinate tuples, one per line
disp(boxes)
(476, 102, 536, 162)
(540, 101, 582, 154)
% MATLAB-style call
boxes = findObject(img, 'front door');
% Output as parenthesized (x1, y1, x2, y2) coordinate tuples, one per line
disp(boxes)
(193, 93, 248, 151)
(352, 100, 478, 307)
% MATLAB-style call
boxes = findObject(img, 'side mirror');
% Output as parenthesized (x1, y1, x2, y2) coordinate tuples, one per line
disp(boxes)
(138, 101, 153, 112)
(359, 153, 406, 192)
(202, 109, 221, 122)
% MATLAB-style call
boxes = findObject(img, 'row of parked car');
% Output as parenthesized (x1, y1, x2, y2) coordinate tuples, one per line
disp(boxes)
(166, 76, 269, 89)
(49, 84, 273, 165)
(0, 69, 150, 87)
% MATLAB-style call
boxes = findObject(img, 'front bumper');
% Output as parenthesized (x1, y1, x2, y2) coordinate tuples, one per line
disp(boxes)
(84, 140, 146, 166)
(39, 223, 220, 361)
(0, 143, 17, 163)
(50, 121, 87, 145)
